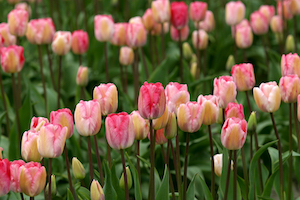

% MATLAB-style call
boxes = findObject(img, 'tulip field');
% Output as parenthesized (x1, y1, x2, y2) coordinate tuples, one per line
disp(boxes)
(2, 0, 300, 199)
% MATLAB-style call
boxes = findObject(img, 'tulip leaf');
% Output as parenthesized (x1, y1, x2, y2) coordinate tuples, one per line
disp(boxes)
(8, 121, 18, 160)
(186, 173, 197, 200)
(197, 174, 213, 200)
(67, 188, 74, 200)
(19, 90, 33, 134)
(125, 152, 142, 200)
(219, 149, 233, 200)
(155, 165, 169, 200)
(261, 169, 278, 198)
(103, 160, 117, 200)
(77, 186, 90, 200)
(111, 162, 125, 200)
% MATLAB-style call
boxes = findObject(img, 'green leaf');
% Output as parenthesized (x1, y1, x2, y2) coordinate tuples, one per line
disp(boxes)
(155, 165, 169, 200)
(125, 152, 142, 200)
(67, 188, 74, 200)
(186, 174, 197, 200)
(8, 121, 18, 160)
(197, 174, 213, 200)
(261, 170, 278, 198)
(103, 160, 117, 200)
(77, 186, 90, 200)
(111, 163, 125, 200)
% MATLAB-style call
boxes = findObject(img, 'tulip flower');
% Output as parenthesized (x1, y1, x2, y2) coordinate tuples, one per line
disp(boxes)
(259, 5, 275, 23)
(119, 47, 134, 66)
(93, 83, 118, 116)
(0, 159, 10, 196)
(225, 1, 245, 26)
(90, 180, 104, 200)
(10, 160, 25, 193)
(231, 63, 255, 91)
(189, 2, 207, 22)
(225, 102, 245, 120)
(197, 95, 219, 125)
(0, 45, 24, 73)
(177, 102, 203, 133)
(233, 19, 250, 37)
(270, 15, 283, 33)
(142, 9, 156, 31)
(170, 25, 189, 41)
(279, 75, 300, 103)
(151, 22, 169, 36)
(21, 130, 43, 162)
(214, 154, 233, 177)
(247, 111, 257, 132)
(26, 18, 55, 45)
(235, 25, 253, 49)
(250, 11, 269, 35)
(105, 112, 135, 150)
(165, 82, 190, 114)
(120, 166, 133, 190)
(286, 35, 295, 52)
(19, 162, 46, 197)
(131, 111, 150, 140)
(8, 8, 29, 36)
(74, 100, 102, 136)
(37, 123, 68, 158)
(76, 66, 88, 87)
(253, 81, 281, 113)
(170, 1, 189, 30)
(72, 157, 85, 180)
(192, 29, 209, 50)
(71, 30, 89, 55)
(138, 82, 166, 119)
(148, 128, 168, 145)
(30, 117, 49, 132)
(51, 31, 72, 56)
(281, 53, 300, 77)
(94, 15, 115, 42)
(50, 108, 74, 139)
(198, 10, 215, 32)
(221, 117, 247, 150)
(129, 16, 144, 25)
(277, 0, 293, 20)
(151, 0, 171, 23)
(0, 23, 16, 47)
(126, 23, 147, 48)
(153, 106, 169, 130)
(291, 0, 300, 15)
(164, 112, 177, 139)
(213, 76, 237, 108)
(15, 3, 31, 16)
(110, 23, 128, 46)
(226, 55, 235, 71)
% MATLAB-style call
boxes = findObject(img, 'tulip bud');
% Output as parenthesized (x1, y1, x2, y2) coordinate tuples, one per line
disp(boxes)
(71, 30, 89, 55)
(0, 147, 2, 159)
(231, 63, 255, 91)
(165, 82, 190, 115)
(138, 82, 166, 119)
(170, 25, 189, 42)
(190, 54, 197, 64)
(189, 1, 207, 22)
(126, 23, 147, 48)
(72, 157, 86, 179)
(250, 11, 269, 35)
(90, 180, 104, 200)
(221, 117, 247, 150)
(198, 10, 215, 32)
(281, 53, 300, 77)
(192, 30, 209, 50)
(279, 75, 300, 103)
(0, 45, 24, 73)
(190, 62, 197, 78)
(153, 106, 169, 130)
(93, 83, 118, 116)
(214, 154, 233, 177)
(15, 3, 31, 17)
(0, 159, 10, 196)
(270, 15, 283, 33)
(291, 0, 300, 15)
(0, 23, 16, 47)
(247, 111, 257, 132)
(110, 23, 128, 46)
(143, 9, 156, 31)
(74, 100, 102, 136)
(177, 102, 203, 133)
(197, 95, 219, 125)
(183, 42, 193, 60)
(21, 130, 43, 162)
(226, 55, 235, 71)
(19, 162, 47, 197)
(235, 26, 253, 49)
(50, 108, 74, 139)
(119, 47, 134, 66)
(51, 31, 72, 55)
(30, 117, 49, 132)
(217, 108, 224, 124)
(9, 160, 25, 193)
(151, 0, 171, 23)
(170, 2, 189, 30)
(8, 9, 29, 36)
(76, 66, 88, 87)
(164, 112, 177, 139)
(94, 15, 115, 42)
(225, 1, 245, 26)
(45, 175, 56, 197)
(277, 0, 293, 20)
(286, 34, 295, 53)
(119, 166, 132, 190)
(259, 5, 275, 23)
(26, 18, 56, 45)
(213, 76, 237, 108)
(225, 102, 245, 120)
(131, 111, 149, 140)
(253, 81, 281, 113)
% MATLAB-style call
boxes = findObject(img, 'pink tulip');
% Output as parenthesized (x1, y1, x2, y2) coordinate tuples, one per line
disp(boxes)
(291, 0, 300, 15)
(270, 15, 283, 33)
(235, 25, 253, 49)
(142, 9, 156, 31)
(213, 76, 237, 108)
(0, 158, 10, 196)
(189, 1, 207, 22)
(138, 82, 166, 119)
(0, 23, 16, 47)
(170, 2, 189, 30)
(76, 66, 88, 87)
(253, 81, 281, 113)
(231, 63, 255, 91)
(233, 19, 250, 38)
(281, 53, 300, 77)
(148, 128, 168, 145)
(221, 117, 247, 150)
(26, 18, 55, 45)
(250, 11, 269, 35)
(110, 23, 128, 46)
(151, 22, 169, 36)
(71, 30, 89, 54)
(170, 25, 189, 41)
(197, 95, 219, 125)
(21, 130, 42, 162)
(0, 45, 24, 73)
(93, 83, 118, 116)
(8, 8, 29, 36)
(50, 108, 74, 139)
(15, 3, 31, 16)
(151, 0, 171, 23)
(131, 111, 149, 140)
(51, 31, 72, 55)
(37, 123, 68, 158)
(165, 82, 190, 114)
(225, 102, 245, 120)
(10, 160, 25, 193)
(94, 15, 115, 42)
(19, 162, 46, 197)
(259, 5, 275, 23)
(225, 1, 245, 26)
(277, 0, 293, 20)
(126, 23, 147, 48)
(74, 100, 102, 136)
(177, 102, 203, 133)
(119, 46, 134, 66)
(105, 112, 135, 149)
(279, 75, 300, 103)
(198, 10, 215, 32)
(30, 117, 49, 132)
(129, 16, 144, 25)
(192, 29, 209, 50)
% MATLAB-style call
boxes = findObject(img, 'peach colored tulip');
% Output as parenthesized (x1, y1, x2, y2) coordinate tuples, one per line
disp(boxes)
(279, 75, 300, 103)
(189, 1, 207, 22)
(21, 130, 42, 162)
(8, 8, 29, 36)
(192, 29, 208, 50)
(151, 0, 171, 23)
(225, 1, 245, 26)
(131, 111, 149, 140)
(164, 112, 177, 139)
(253, 82, 281, 113)
(10, 160, 25, 193)
(94, 15, 114, 42)
(165, 82, 190, 114)
(74, 100, 102, 136)
(291, 0, 300, 15)
(235, 25, 253, 49)
(148, 128, 168, 145)
(232, 19, 250, 38)
(198, 10, 215, 32)
(0, 45, 24, 73)
(225, 102, 245, 120)
(50, 108, 74, 139)
(0, 158, 10, 196)
(259, 5, 275, 23)
(76, 66, 88, 87)
(26, 18, 55, 45)
(281, 53, 300, 77)
(270, 15, 283, 33)
(231, 63, 255, 91)
(110, 23, 128, 46)
(177, 102, 203, 133)
(153, 106, 169, 130)
(126, 23, 147, 48)
(90, 180, 104, 200)
(143, 9, 156, 31)
(119, 47, 134, 65)
(197, 95, 219, 125)
(277, 0, 293, 20)
(129, 16, 144, 25)
(213, 76, 237, 108)
(71, 30, 89, 54)
(170, 1, 189, 30)
(0, 23, 16, 47)
(214, 154, 233, 177)
(30, 117, 49, 132)
(93, 83, 118, 116)
(221, 117, 247, 150)
(250, 11, 269, 35)
(51, 31, 72, 55)
(170, 25, 189, 41)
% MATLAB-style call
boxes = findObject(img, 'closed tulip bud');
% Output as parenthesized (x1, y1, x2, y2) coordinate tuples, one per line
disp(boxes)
(9, 160, 25, 193)
(197, 95, 219, 125)
(213, 76, 237, 108)
(226, 55, 235, 71)
(143, 9, 156, 31)
(76, 66, 88, 87)
(279, 75, 300, 103)
(250, 11, 269, 35)
(131, 111, 149, 140)
(291, 0, 300, 15)
(129, 16, 144, 25)
(93, 83, 118, 116)
(0, 45, 24, 73)
(15, 3, 31, 17)
(190, 54, 197, 64)
(151, 0, 171, 23)
(51, 31, 72, 55)
(165, 82, 190, 115)
(221, 117, 247, 150)
(71, 30, 89, 54)
(0, 23, 16, 47)
(119, 47, 134, 65)
(0, 147, 2, 159)
(21, 130, 42, 162)
(170, 2, 189, 30)
(153, 106, 169, 130)
(286, 34, 295, 52)
(189, 2, 207, 22)
(217, 108, 224, 124)
(94, 15, 115, 42)
(90, 180, 104, 200)
(225, 1, 245, 26)
(183, 42, 193, 60)
(106, 112, 135, 149)
(37, 123, 68, 158)
(170, 25, 189, 41)
(231, 63, 255, 91)
(259, 5, 275, 23)
(30, 117, 49, 132)
(45, 175, 56, 197)
(74, 100, 102, 136)
(198, 10, 215, 32)
(110, 23, 128, 46)
(177, 102, 203, 133)
(247, 111, 257, 132)
(270, 15, 283, 33)
(277, 0, 293, 20)
(119, 166, 132, 190)
(235, 26, 253, 49)
(19, 162, 46, 197)
(253, 81, 281, 113)
(26, 18, 55, 45)
(126, 23, 147, 48)
(164, 112, 177, 139)
(225, 102, 244, 120)
(281, 53, 300, 76)
(50, 108, 74, 139)
(0, 159, 10, 196)
(148, 128, 168, 144)
(190, 62, 197, 78)
(192, 30, 209, 50)
(138, 82, 166, 119)
(213, 154, 233, 177)
(72, 157, 85, 179)
(8, 9, 29, 36)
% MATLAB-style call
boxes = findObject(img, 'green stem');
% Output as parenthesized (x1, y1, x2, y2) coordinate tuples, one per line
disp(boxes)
(104, 116, 112, 168)
(288, 104, 293, 200)
(241, 147, 249, 200)
(57, 56, 62, 109)
(294, 102, 300, 153)
(64, 145, 78, 200)
(120, 149, 129, 200)
(224, 150, 232, 200)
(183, 133, 190, 200)
(208, 125, 215, 200)
(170, 140, 180, 196)
(233, 150, 237, 200)
(148, 120, 155, 200)
(178, 30, 183, 83)
(0, 70, 10, 136)
(140, 47, 149, 79)
(87, 136, 94, 182)
(104, 42, 109, 83)
(46, 45, 56, 91)
(30, 197, 34, 200)
(48, 158, 52, 200)
(176, 128, 183, 200)
(12, 74, 21, 148)
(294, 16, 298, 52)
(38, 45, 47, 116)
(20, 193, 24, 200)
(93, 134, 104, 185)
(161, 23, 165, 61)
(133, 49, 140, 106)
(137, 140, 141, 185)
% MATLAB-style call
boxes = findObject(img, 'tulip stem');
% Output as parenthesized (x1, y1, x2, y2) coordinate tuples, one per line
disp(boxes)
(124, 65, 128, 94)
(57, 56, 62, 109)
(270, 113, 284, 200)
(133, 49, 140, 106)
(294, 102, 300, 152)
(30, 197, 34, 200)
(137, 140, 141, 185)
(178, 31, 184, 83)
(120, 149, 129, 200)
(104, 116, 112, 168)
(224, 150, 232, 200)
(38, 45, 48, 116)
(149, 35, 155, 70)
(148, 120, 155, 200)
(241, 147, 249, 199)
(170, 140, 180, 196)
(183, 133, 190, 200)
(20, 193, 24, 200)
(233, 150, 237, 200)
(161, 23, 165, 60)
(64, 145, 78, 200)
(78, 55, 82, 66)
(293, 16, 298, 52)
(104, 42, 109, 83)
(12, 73, 21, 148)
(254, 129, 264, 193)
(208, 125, 215, 200)
(288, 104, 293, 200)
(45, 45, 56, 91)
(0, 70, 10, 136)
(93, 135, 104, 186)
(140, 47, 149, 79)
(153, 36, 160, 65)
(261, 35, 269, 73)
(48, 158, 52, 200)
(176, 128, 183, 200)
(233, 25, 237, 62)
(87, 136, 94, 182)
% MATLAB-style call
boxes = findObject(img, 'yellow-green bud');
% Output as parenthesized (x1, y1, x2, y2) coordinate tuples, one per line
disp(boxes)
(190, 62, 197, 79)
(285, 34, 295, 53)
(190, 54, 197, 65)
(164, 112, 177, 139)
(119, 166, 132, 190)
(90, 180, 104, 200)
(183, 42, 193, 60)
(72, 157, 86, 179)
(247, 111, 257, 132)
(226, 55, 235, 71)
(45, 175, 56, 197)
(216, 108, 224, 124)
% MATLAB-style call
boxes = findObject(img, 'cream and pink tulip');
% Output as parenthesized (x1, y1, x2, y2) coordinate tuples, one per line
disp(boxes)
(270, 15, 283, 33)
(225, 1, 245, 26)
(26, 18, 55, 45)
(291, 0, 300, 15)
(189, 2, 207, 22)
(9, 160, 25, 193)
(50, 108, 74, 139)
(76, 66, 88, 87)
(51, 31, 72, 56)
(0, 158, 10, 196)
(8, 8, 29, 36)
(198, 10, 215, 32)
(250, 11, 269, 35)
(129, 16, 144, 25)
(213, 76, 237, 108)
(94, 15, 115, 42)
(170, 25, 189, 41)
(153, 106, 169, 130)
(225, 102, 245, 120)
(93, 83, 118, 116)
(131, 111, 149, 140)
(170, 1, 189, 30)
(235, 25, 253, 49)
(231, 63, 255, 91)
(0, 45, 24, 73)
(0, 23, 16, 47)
(165, 82, 190, 114)
(30, 117, 49, 132)
(297, 95, 300, 121)
(197, 95, 219, 125)
(90, 180, 105, 200)
(281, 53, 300, 77)
(279, 75, 300, 103)
(277, 0, 293, 20)
(110, 23, 128, 46)
(151, 0, 171, 23)
(126, 23, 147, 48)
(21, 130, 42, 162)
(71, 30, 89, 55)
(119, 47, 134, 66)
(143, 9, 156, 31)
(192, 30, 209, 50)
(177, 102, 203, 133)
(259, 5, 275, 23)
